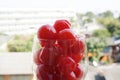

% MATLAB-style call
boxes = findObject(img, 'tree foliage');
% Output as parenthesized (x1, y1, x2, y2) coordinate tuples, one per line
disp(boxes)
(85, 12, 95, 18)
(97, 13, 120, 37)
(98, 10, 113, 18)
(87, 38, 107, 62)
(93, 29, 111, 38)
(76, 12, 94, 26)
(7, 34, 34, 52)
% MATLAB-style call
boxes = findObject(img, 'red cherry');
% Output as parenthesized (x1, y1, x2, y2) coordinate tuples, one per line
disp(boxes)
(53, 72, 77, 80)
(54, 44, 63, 55)
(54, 43, 70, 55)
(33, 49, 42, 65)
(71, 38, 85, 54)
(36, 64, 52, 80)
(37, 24, 56, 47)
(58, 29, 75, 40)
(53, 75, 61, 80)
(64, 20, 71, 26)
(70, 53, 84, 63)
(40, 39, 56, 47)
(74, 64, 83, 79)
(63, 72, 77, 80)
(57, 55, 76, 74)
(37, 24, 56, 39)
(58, 29, 76, 54)
(40, 47, 60, 66)
(53, 73, 64, 80)
(54, 19, 70, 33)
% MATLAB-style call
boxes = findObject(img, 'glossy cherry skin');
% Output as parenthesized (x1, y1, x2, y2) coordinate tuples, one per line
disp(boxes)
(62, 72, 77, 80)
(53, 70, 77, 80)
(36, 64, 53, 80)
(53, 44, 63, 55)
(58, 29, 75, 40)
(71, 39, 85, 54)
(57, 55, 76, 75)
(53, 72, 64, 80)
(54, 19, 70, 33)
(70, 38, 85, 62)
(57, 29, 76, 55)
(70, 53, 84, 63)
(58, 29, 76, 53)
(64, 20, 71, 26)
(40, 39, 56, 48)
(40, 47, 60, 66)
(33, 49, 42, 65)
(37, 24, 56, 47)
(37, 24, 56, 39)
(74, 64, 83, 79)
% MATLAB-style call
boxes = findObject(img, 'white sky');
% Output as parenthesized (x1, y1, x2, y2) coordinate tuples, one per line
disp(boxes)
(0, 0, 120, 13)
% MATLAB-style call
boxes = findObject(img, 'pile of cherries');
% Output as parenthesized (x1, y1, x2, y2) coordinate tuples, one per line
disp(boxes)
(33, 20, 85, 80)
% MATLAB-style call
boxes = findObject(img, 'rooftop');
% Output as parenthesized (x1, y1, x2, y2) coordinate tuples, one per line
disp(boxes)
(0, 53, 33, 75)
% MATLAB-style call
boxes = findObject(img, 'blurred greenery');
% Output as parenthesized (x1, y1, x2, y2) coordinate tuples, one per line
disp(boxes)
(76, 10, 120, 64)
(85, 12, 95, 18)
(97, 11, 120, 37)
(0, 32, 7, 36)
(76, 10, 120, 38)
(76, 12, 94, 26)
(86, 38, 108, 63)
(93, 29, 111, 38)
(98, 11, 113, 18)
(7, 34, 34, 52)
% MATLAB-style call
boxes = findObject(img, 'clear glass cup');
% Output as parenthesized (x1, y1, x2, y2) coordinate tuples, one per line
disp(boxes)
(32, 35, 88, 80)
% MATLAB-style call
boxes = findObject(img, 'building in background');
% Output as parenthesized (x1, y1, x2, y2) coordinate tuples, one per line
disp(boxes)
(0, 53, 33, 80)
(0, 9, 75, 35)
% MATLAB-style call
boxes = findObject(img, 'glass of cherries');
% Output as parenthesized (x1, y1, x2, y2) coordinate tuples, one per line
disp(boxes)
(33, 20, 88, 80)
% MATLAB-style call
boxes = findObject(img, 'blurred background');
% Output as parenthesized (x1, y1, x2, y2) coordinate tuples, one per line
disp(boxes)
(0, 0, 120, 80)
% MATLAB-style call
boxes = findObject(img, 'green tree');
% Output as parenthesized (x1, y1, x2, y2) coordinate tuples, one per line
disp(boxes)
(107, 23, 115, 36)
(97, 17, 114, 26)
(83, 18, 93, 24)
(98, 10, 113, 18)
(97, 17, 120, 37)
(7, 34, 34, 52)
(87, 38, 107, 63)
(85, 12, 95, 18)
(93, 29, 111, 38)
(76, 12, 94, 26)
(118, 15, 120, 21)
